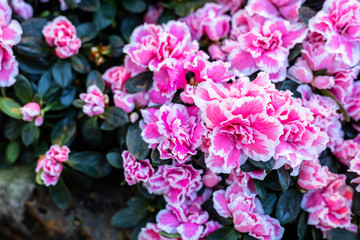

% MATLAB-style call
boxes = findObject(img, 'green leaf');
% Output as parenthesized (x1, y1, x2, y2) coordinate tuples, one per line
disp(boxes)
(35, 169, 44, 185)
(60, 86, 77, 107)
(76, 23, 98, 43)
(105, 41, 124, 58)
(275, 189, 302, 225)
(207, 226, 240, 240)
(121, 0, 146, 13)
(14, 36, 50, 58)
(72, 99, 85, 108)
(124, 71, 154, 93)
(326, 229, 357, 240)
(49, 177, 71, 210)
(71, 55, 91, 74)
(21, 18, 48, 38)
(299, 6, 317, 25)
(320, 89, 350, 122)
(104, 107, 129, 127)
(17, 55, 53, 75)
(21, 122, 40, 146)
(64, 0, 78, 9)
(86, 70, 105, 91)
(6, 140, 20, 163)
(106, 152, 123, 169)
(120, 15, 142, 42)
(151, 148, 171, 166)
(275, 79, 300, 98)
(67, 151, 112, 178)
(14, 75, 33, 103)
(253, 180, 267, 201)
(288, 43, 302, 62)
(52, 61, 73, 88)
(277, 167, 291, 192)
(51, 117, 76, 146)
(4, 119, 22, 140)
(37, 71, 53, 98)
(248, 158, 274, 170)
(111, 206, 148, 228)
(158, 9, 177, 24)
(81, 117, 102, 146)
(126, 123, 150, 160)
(93, 2, 117, 30)
(0, 97, 22, 119)
(78, 0, 100, 11)
(100, 120, 118, 131)
(262, 192, 277, 215)
(298, 212, 308, 240)
(240, 160, 259, 172)
(159, 232, 181, 239)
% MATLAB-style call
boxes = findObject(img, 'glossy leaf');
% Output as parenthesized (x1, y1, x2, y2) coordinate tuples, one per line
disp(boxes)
(51, 117, 76, 146)
(275, 189, 302, 225)
(49, 177, 71, 210)
(21, 122, 40, 146)
(126, 123, 149, 160)
(104, 107, 129, 127)
(52, 61, 73, 88)
(93, 2, 117, 30)
(0, 97, 22, 119)
(14, 75, 33, 103)
(123, 71, 153, 93)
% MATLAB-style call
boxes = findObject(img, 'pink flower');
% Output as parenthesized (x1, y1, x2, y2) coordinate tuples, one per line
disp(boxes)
(202, 169, 222, 188)
(139, 223, 180, 240)
(213, 181, 284, 240)
(344, 81, 360, 121)
(42, 16, 81, 59)
(102, 66, 131, 92)
(141, 104, 205, 164)
(113, 90, 148, 114)
(298, 160, 328, 190)
(246, 0, 303, 22)
(228, 19, 307, 81)
(287, 58, 313, 84)
(216, 0, 243, 14)
(333, 135, 360, 166)
(0, 0, 12, 26)
(301, 170, 355, 235)
(40, 0, 81, 11)
(79, 84, 109, 117)
(144, 4, 164, 24)
(11, 0, 33, 20)
(349, 153, 360, 192)
(145, 164, 203, 204)
(46, 144, 70, 163)
(122, 150, 154, 185)
(35, 156, 63, 187)
(193, 73, 283, 173)
(208, 44, 226, 61)
(20, 102, 44, 126)
(181, 3, 231, 41)
(308, 0, 360, 66)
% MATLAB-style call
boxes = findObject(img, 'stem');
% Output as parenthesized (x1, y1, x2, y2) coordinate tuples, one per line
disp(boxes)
(1, 87, 6, 97)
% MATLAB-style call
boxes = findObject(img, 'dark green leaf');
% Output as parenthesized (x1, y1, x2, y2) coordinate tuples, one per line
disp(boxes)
(21, 18, 48, 38)
(52, 61, 73, 88)
(0, 97, 22, 119)
(124, 71, 154, 93)
(288, 43, 302, 62)
(67, 151, 112, 178)
(299, 6, 317, 25)
(17, 55, 53, 74)
(104, 107, 129, 127)
(51, 117, 76, 146)
(93, 2, 116, 30)
(120, 15, 142, 42)
(86, 70, 105, 91)
(60, 86, 77, 107)
(100, 121, 118, 131)
(126, 122, 150, 160)
(37, 71, 53, 98)
(71, 55, 91, 74)
(14, 36, 50, 58)
(159, 232, 181, 239)
(253, 180, 267, 201)
(72, 99, 85, 108)
(277, 167, 291, 192)
(81, 117, 102, 146)
(158, 9, 177, 24)
(14, 75, 33, 103)
(207, 226, 240, 240)
(121, 0, 146, 13)
(76, 23, 98, 43)
(262, 192, 277, 215)
(64, 0, 78, 9)
(21, 122, 40, 146)
(111, 206, 148, 228)
(243, 235, 257, 240)
(4, 120, 22, 140)
(78, 0, 100, 11)
(326, 229, 357, 240)
(298, 212, 308, 240)
(249, 158, 274, 170)
(106, 152, 123, 169)
(106, 41, 124, 58)
(240, 160, 259, 172)
(151, 148, 171, 166)
(6, 140, 20, 163)
(49, 178, 71, 210)
(275, 189, 302, 225)
(275, 79, 300, 98)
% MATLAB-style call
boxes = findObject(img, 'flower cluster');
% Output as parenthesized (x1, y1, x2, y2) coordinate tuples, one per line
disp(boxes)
(35, 145, 70, 186)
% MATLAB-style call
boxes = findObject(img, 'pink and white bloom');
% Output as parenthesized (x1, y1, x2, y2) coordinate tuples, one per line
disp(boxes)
(11, 0, 33, 20)
(193, 73, 283, 173)
(202, 169, 222, 188)
(40, 0, 81, 11)
(0, 46, 18, 87)
(145, 164, 203, 204)
(46, 144, 70, 163)
(344, 81, 360, 121)
(138, 223, 181, 240)
(228, 18, 307, 81)
(297, 160, 328, 190)
(102, 66, 131, 92)
(308, 0, 360, 66)
(79, 84, 109, 117)
(36, 156, 63, 187)
(144, 3, 163, 24)
(42, 16, 81, 59)
(122, 151, 154, 185)
(246, 0, 303, 22)
(141, 104, 205, 164)
(301, 170, 355, 235)
(216, 0, 243, 13)
(20, 102, 44, 127)
(0, 0, 12, 27)
(333, 135, 360, 166)
(349, 153, 360, 192)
